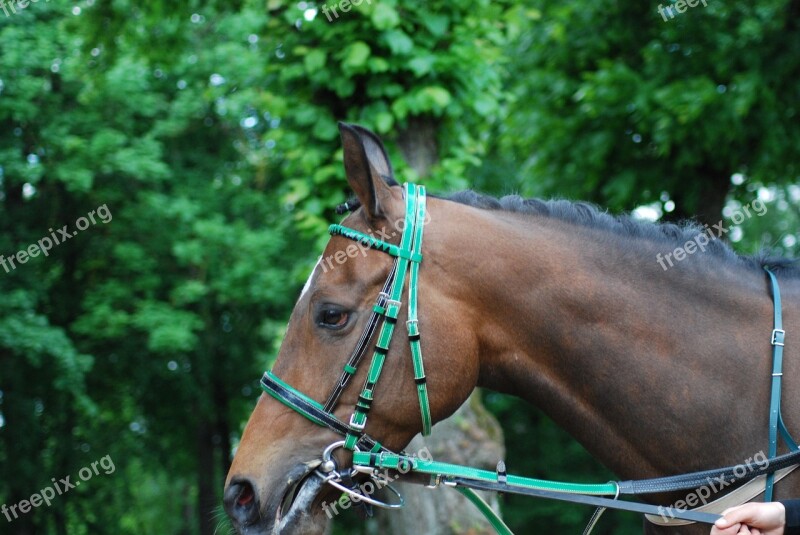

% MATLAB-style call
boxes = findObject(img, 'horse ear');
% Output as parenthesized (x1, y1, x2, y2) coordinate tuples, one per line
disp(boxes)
(338, 122, 398, 221)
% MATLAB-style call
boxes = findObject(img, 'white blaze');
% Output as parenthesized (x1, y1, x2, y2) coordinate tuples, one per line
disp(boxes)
(300, 256, 322, 299)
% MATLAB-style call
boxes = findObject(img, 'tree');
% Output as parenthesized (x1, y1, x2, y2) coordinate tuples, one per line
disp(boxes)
(480, 1, 800, 228)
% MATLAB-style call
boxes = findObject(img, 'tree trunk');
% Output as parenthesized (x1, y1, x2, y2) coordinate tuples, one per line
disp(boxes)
(664, 166, 731, 228)
(396, 116, 440, 179)
(197, 417, 216, 535)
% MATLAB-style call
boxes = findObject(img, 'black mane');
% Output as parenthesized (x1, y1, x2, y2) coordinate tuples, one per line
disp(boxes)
(336, 188, 796, 275)
(445, 190, 797, 276)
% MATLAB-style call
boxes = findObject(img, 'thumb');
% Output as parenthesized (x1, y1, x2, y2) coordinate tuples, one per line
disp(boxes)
(715, 504, 756, 528)
(714, 516, 735, 529)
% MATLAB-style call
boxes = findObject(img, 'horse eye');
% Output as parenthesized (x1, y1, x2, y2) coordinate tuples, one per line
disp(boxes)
(318, 308, 349, 329)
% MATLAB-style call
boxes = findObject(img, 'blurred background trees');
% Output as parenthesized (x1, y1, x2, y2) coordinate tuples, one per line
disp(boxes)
(0, 1, 797, 534)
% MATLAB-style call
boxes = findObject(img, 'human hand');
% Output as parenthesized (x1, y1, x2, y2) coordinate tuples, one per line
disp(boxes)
(710, 502, 786, 535)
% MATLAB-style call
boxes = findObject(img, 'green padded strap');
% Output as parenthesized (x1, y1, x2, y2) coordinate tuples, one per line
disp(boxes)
(351, 451, 619, 496)
(408, 185, 431, 435)
(454, 487, 514, 535)
(344, 184, 419, 450)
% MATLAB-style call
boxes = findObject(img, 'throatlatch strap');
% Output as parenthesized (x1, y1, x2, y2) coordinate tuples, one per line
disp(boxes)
(408, 186, 431, 435)
(764, 267, 799, 501)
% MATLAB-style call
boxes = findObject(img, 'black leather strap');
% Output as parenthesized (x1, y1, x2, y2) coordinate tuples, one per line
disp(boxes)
(451, 478, 721, 525)
(618, 448, 800, 495)
(323, 259, 398, 412)
(261, 372, 386, 453)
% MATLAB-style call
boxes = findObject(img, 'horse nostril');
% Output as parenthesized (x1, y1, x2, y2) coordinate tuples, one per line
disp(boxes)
(237, 486, 254, 506)
(224, 479, 260, 525)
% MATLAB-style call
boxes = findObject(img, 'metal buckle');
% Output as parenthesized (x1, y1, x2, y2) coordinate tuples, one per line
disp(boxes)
(496, 461, 507, 485)
(349, 414, 366, 431)
(424, 474, 441, 489)
(386, 298, 402, 309)
(772, 329, 786, 347)
(351, 464, 377, 475)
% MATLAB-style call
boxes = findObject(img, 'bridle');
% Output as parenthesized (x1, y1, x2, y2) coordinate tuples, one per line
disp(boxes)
(260, 182, 432, 513)
(261, 182, 431, 454)
(257, 181, 800, 534)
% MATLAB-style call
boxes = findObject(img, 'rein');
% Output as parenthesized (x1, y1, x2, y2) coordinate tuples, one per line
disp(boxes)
(260, 182, 799, 533)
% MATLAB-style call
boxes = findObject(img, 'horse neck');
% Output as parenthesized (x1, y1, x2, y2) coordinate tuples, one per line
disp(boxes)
(432, 202, 787, 480)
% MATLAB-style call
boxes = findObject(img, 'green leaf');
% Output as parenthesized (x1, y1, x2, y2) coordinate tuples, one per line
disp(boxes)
(304, 49, 327, 73)
(368, 57, 390, 73)
(421, 14, 449, 36)
(342, 41, 371, 69)
(420, 86, 452, 109)
(408, 56, 436, 77)
(375, 111, 394, 133)
(371, 3, 400, 30)
(382, 29, 413, 55)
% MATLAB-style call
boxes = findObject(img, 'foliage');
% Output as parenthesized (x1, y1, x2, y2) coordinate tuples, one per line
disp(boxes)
(477, 0, 800, 229)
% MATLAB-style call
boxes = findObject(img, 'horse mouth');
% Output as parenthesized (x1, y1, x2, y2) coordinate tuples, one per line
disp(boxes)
(274, 460, 326, 534)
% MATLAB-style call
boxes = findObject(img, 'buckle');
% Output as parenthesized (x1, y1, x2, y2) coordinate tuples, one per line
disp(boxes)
(386, 298, 402, 309)
(349, 414, 366, 432)
(496, 461, 508, 485)
(424, 474, 441, 489)
(772, 329, 786, 347)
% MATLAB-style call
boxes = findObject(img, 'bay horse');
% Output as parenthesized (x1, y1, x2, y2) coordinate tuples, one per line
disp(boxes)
(224, 122, 799, 534)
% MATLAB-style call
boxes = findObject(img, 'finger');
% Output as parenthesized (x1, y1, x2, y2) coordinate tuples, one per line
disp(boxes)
(716, 513, 741, 529)
(719, 503, 763, 526)
(716, 506, 747, 528)
(712, 523, 742, 535)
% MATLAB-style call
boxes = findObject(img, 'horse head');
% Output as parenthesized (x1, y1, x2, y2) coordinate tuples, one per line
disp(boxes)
(223, 123, 481, 534)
